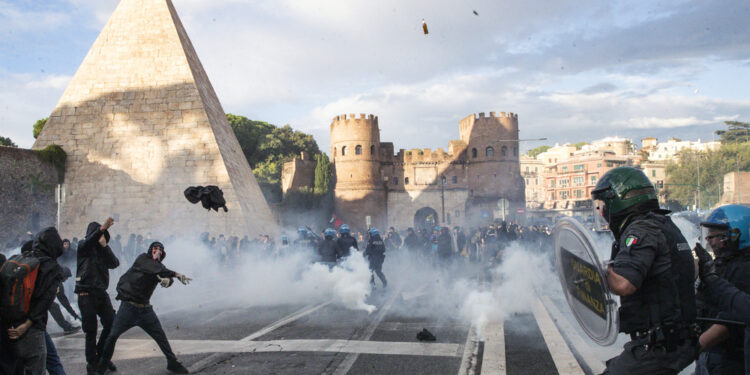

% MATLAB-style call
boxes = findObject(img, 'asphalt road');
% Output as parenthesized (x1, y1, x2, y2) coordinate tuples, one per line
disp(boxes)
(51, 283, 591, 375)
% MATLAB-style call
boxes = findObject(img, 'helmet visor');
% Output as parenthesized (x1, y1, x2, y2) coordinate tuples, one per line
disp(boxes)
(701, 226, 729, 254)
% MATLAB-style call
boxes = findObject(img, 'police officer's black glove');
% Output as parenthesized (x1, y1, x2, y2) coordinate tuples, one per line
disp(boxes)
(694, 243, 719, 285)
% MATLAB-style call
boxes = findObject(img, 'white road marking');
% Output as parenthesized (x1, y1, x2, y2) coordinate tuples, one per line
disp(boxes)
(54, 338, 461, 362)
(457, 324, 479, 375)
(240, 301, 332, 342)
(541, 295, 606, 374)
(332, 287, 403, 375)
(187, 301, 331, 372)
(480, 322, 506, 375)
(532, 298, 585, 375)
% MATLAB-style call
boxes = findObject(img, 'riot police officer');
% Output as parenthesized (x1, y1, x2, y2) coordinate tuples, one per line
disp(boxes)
(317, 228, 338, 268)
(696, 204, 750, 375)
(335, 224, 357, 260)
(592, 167, 697, 375)
(364, 228, 387, 288)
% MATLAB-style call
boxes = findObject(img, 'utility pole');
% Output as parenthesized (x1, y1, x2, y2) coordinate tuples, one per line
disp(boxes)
(697, 154, 701, 212)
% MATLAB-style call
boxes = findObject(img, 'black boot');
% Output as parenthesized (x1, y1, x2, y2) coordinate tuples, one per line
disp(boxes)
(167, 360, 189, 374)
(106, 360, 117, 371)
(87, 363, 98, 375)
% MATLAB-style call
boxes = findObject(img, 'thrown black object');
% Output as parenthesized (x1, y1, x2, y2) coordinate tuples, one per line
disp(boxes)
(416, 328, 436, 342)
(184, 185, 228, 212)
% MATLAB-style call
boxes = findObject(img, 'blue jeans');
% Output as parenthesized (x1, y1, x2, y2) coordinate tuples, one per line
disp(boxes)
(99, 302, 178, 365)
(45, 331, 66, 375)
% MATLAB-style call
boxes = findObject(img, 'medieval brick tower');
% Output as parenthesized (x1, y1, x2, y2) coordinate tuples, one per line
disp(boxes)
(330, 114, 387, 230)
(322, 111, 525, 232)
(33, 0, 276, 237)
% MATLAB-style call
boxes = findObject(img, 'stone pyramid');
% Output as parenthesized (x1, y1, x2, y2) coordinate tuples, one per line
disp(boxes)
(33, 0, 276, 238)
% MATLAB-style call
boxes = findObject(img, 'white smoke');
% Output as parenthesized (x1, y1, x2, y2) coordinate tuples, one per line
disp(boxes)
(149, 237, 375, 313)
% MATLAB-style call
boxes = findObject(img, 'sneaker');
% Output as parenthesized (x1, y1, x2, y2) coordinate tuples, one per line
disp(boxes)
(63, 326, 81, 335)
(167, 360, 189, 374)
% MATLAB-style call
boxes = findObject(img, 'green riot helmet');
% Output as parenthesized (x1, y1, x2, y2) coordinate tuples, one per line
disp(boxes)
(591, 166, 657, 223)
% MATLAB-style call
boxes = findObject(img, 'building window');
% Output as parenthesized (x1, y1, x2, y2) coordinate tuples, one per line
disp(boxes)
(342, 146, 347, 156)
(525, 166, 529, 172)
(452, 176, 458, 184)
(371, 145, 375, 155)
(550, 192, 556, 200)
(472, 148, 477, 158)
(562, 166, 568, 171)
(574, 190, 583, 198)
(455, 210, 460, 218)
(486, 147, 494, 157)
(597, 163, 602, 167)
(573, 176, 584, 186)
(652, 170, 656, 177)
(501, 146, 507, 156)
(591, 175, 597, 184)
(574, 164, 584, 170)
(447, 213, 452, 225)
(561, 191, 569, 199)
(405, 177, 409, 185)
(550, 180, 555, 187)
(560, 179, 569, 187)
(536, 178, 539, 185)
(607, 162, 614, 167)
(535, 167, 538, 172)
(333, 147, 337, 157)
(513, 146, 518, 157)
(355, 145, 362, 155)
(526, 178, 530, 185)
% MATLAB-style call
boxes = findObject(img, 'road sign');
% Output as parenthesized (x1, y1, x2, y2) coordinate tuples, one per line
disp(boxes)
(553, 217, 618, 346)
(516, 207, 525, 215)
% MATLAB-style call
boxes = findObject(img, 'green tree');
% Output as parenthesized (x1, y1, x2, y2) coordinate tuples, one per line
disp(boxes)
(0, 136, 17, 147)
(314, 153, 332, 193)
(226, 113, 320, 189)
(33, 118, 47, 139)
(716, 121, 750, 144)
(664, 142, 750, 209)
(527, 145, 551, 158)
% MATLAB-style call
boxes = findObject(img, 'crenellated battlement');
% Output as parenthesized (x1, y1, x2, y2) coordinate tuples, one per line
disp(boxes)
(331, 113, 378, 123)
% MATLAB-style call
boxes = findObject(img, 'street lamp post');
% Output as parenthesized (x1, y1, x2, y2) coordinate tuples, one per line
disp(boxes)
(441, 175, 446, 222)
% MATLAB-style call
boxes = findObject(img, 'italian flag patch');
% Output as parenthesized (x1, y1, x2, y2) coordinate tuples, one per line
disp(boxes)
(625, 236, 638, 247)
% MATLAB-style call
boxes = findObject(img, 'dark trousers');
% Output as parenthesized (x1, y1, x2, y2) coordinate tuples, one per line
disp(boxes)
(368, 256, 387, 287)
(78, 291, 115, 365)
(49, 302, 74, 331)
(601, 338, 697, 375)
(45, 331, 66, 375)
(99, 301, 178, 365)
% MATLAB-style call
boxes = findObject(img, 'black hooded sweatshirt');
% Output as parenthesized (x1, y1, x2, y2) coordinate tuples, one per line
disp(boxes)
(115, 247, 176, 305)
(75, 222, 120, 293)
(6, 229, 65, 329)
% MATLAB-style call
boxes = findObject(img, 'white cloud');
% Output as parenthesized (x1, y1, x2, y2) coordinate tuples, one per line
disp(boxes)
(0, 1, 71, 32)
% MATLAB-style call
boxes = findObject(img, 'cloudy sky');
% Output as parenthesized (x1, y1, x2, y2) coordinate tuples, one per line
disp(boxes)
(1, 0, 749, 153)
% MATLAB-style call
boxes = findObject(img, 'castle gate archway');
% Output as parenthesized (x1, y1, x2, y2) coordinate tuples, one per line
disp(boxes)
(414, 207, 439, 231)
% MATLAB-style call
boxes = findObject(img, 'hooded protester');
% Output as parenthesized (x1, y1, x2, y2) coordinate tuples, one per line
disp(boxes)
(364, 228, 387, 288)
(335, 225, 357, 260)
(403, 228, 421, 253)
(48, 266, 81, 334)
(437, 227, 454, 263)
(75, 217, 120, 374)
(0, 228, 65, 375)
(96, 241, 191, 374)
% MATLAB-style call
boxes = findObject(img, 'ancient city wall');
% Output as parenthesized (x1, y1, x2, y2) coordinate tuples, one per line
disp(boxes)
(0, 146, 58, 247)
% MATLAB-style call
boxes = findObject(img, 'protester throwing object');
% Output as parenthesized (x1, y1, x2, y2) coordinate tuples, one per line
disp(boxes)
(96, 241, 191, 374)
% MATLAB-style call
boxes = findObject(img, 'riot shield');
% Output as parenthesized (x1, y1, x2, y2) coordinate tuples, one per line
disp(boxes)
(553, 217, 618, 346)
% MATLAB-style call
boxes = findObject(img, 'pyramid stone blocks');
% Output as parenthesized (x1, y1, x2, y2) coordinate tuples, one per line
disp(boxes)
(33, 0, 275, 238)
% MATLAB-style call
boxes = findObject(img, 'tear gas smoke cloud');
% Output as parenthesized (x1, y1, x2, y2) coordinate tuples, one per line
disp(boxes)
(149, 237, 375, 314)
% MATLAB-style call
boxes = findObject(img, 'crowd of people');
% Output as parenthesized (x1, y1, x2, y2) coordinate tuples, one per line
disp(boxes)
(2, 166, 750, 375)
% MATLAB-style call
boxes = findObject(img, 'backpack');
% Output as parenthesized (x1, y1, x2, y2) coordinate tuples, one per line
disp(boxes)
(0, 254, 40, 323)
